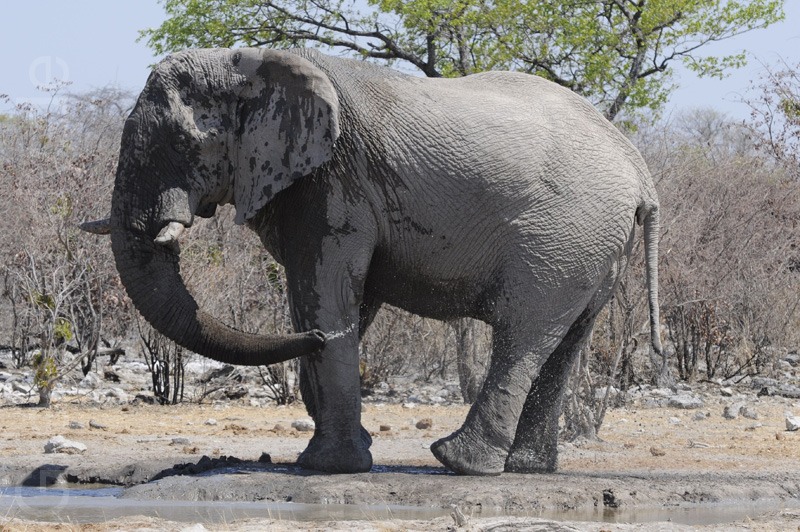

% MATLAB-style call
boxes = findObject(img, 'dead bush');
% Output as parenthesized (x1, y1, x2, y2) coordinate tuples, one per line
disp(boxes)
(0, 87, 133, 403)
(641, 110, 800, 381)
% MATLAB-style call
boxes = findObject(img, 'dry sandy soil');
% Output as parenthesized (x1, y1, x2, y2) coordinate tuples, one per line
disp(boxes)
(0, 393, 799, 530)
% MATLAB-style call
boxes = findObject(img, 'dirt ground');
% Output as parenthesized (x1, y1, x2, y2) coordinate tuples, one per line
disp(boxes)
(0, 395, 799, 530)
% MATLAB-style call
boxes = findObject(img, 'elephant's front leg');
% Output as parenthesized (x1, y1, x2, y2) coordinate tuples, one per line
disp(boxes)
(286, 240, 373, 474)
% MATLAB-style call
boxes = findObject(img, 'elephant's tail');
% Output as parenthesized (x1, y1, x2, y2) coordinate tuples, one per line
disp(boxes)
(638, 205, 663, 357)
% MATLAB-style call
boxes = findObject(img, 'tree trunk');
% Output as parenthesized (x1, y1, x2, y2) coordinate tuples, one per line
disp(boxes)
(37, 383, 53, 408)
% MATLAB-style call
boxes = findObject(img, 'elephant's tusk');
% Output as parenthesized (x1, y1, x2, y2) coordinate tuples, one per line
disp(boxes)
(79, 218, 112, 235)
(154, 221, 186, 245)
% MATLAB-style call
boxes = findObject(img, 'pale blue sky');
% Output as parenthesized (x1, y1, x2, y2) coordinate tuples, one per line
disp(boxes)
(2, 1, 799, 120)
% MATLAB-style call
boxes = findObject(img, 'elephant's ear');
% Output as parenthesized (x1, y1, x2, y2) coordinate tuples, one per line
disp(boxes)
(231, 49, 340, 224)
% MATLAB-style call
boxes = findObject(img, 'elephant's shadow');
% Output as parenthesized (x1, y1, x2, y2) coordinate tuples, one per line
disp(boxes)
(149, 455, 455, 481)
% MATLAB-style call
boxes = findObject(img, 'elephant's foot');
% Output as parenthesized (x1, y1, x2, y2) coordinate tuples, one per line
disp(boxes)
(296, 428, 373, 474)
(505, 413, 560, 473)
(504, 446, 558, 474)
(430, 430, 506, 475)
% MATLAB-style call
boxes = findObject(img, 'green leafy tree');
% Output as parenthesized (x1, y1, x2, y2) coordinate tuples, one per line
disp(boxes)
(141, 0, 784, 120)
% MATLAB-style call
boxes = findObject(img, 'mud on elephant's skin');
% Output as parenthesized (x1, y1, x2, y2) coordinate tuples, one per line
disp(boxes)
(82, 48, 662, 475)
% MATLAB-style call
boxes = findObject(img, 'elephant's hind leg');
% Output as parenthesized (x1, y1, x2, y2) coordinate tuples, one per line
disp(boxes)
(430, 322, 568, 475)
(504, 310, 596, 473)
(505, 260, 625, 473)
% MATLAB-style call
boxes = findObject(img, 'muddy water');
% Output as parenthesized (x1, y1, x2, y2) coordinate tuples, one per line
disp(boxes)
(0, 486, 448, 523)
(1, 485, 795, 526)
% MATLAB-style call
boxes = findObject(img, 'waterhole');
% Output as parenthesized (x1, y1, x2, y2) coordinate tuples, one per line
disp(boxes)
(0, 485, 795, 526)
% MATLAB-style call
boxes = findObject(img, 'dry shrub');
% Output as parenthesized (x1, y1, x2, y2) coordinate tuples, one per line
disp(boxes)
(360, 307, 465, 391)
(746, 59, 800, 178)
(646, 111, 800, 381)
(178, 205, 302, 404)
(1, 87, 133, 384)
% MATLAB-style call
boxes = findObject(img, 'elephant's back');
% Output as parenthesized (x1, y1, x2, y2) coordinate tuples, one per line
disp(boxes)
(302, 50, 653, 286)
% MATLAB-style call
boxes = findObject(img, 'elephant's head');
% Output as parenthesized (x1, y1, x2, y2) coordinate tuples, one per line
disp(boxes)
(83, 48, 340, 365)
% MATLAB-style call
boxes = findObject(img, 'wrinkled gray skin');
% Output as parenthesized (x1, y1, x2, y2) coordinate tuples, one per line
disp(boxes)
(85, 48, 662, 475)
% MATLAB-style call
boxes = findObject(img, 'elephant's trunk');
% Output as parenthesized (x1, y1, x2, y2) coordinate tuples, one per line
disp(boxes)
(110, 223, 325, 366)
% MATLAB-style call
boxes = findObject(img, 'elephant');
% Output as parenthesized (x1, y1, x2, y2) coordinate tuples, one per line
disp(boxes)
(82, 47, 662, 476)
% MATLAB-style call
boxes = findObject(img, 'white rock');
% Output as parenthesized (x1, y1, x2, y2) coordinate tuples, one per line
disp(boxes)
(723, 403, 744, 420)
(594, 386, 618, 400)
(291, 419, 315, 432)
(669, 417, 681, 425)
(12, 381, 29, 394)
(44, 435, 87, 455)
(249, 388, 269, 399)
(741, 406, 759, 420)
(651, 388, 673, 398)
(203, 418, 218, 426)
(720, 387, 734, 397)
(668, 395, 704, 409)
(180, 524, 208, 532)
(402, 402, 417, 409)
(105, 388, 129, 402)
(79, 372, 102, 389)
(786, 415, 800, 431)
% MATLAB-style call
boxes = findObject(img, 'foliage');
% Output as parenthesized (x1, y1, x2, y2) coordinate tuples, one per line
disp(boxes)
(9, 249, 98, 406)
(180, 208, 302, 404)
(141, 0, 784, 119)
(32, 352, 58, 390)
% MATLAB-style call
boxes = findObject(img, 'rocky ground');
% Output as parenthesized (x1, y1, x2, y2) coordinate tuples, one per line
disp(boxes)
(0, 350, 799, 530)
